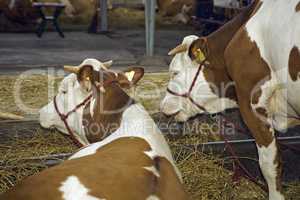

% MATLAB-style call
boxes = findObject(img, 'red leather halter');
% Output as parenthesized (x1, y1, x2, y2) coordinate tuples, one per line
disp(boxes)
(53, 76, 119, 147)
(54, 94, 92, 147)
(167, 60, 208, 112)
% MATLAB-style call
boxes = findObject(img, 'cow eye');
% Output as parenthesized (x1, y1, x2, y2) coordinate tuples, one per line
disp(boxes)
(170, 71, 179, 79)
(62, 91, 67, 94)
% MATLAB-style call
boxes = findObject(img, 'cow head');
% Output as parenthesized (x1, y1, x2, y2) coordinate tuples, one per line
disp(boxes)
(39, 58, 144, 144)
(39, 58, 113, 134)
(160, 35, 238, 122)
(77, 64, 144, 143)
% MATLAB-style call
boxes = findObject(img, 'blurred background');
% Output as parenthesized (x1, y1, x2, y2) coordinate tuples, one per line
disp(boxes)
(0, 0, 250, 72)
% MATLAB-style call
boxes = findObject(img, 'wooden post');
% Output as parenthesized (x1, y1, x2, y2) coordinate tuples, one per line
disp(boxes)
(145, 0, 156, 56)
(98, 0, 108, 32)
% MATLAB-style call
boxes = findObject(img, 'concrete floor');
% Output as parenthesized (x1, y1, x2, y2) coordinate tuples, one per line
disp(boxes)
(0, 29, 199, 74)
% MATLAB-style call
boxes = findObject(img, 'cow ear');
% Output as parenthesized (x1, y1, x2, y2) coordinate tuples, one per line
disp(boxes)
(117, 67, 144, 89)
(77, 65, 94, 92)
(188, 37, 208, 63)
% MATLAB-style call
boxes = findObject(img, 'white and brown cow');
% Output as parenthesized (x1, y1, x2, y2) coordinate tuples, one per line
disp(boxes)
(39, 58, 113, 145)
(157, 0, 196, 24)
(1, 63, 187, 200)
(161, 0, 300, 199)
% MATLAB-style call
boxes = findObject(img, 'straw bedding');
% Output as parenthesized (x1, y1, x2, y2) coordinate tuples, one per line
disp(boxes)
(0, 74, 299, 199)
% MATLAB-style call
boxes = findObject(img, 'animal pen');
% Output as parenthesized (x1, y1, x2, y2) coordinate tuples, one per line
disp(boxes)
(0, 74, 299, 199)
(0, 0, 300, 199)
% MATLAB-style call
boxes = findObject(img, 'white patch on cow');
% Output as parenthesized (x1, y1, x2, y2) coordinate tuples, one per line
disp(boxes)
(161, 35, 238, 121)
(60, 0, 75, 17)
(246, 0, 300, 132)
(256, 136, 284, 200)
(173, 4, 192, 24)
(146, 195, 160, 200)
(250, 70, 294, 131)
(39, 59, 112, 145)
(169, 35, 199, 72)
(79, 58, 106, 72)
(90, 97, 96, 118)
(125, 71, 135, 82)
(59, 176, 103, 200)
(39, 73, 90, 145)
(143, 166, 160, 177)
(69, 103, 182, 181)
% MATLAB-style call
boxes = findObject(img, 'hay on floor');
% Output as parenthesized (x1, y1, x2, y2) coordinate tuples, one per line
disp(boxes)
(0, 128, 267, 199)
(0, 74, 299, 199)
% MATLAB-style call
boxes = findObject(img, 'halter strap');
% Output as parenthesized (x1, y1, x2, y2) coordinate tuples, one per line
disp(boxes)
(54, 94, 92, 147)
(166, 60, 208, 112)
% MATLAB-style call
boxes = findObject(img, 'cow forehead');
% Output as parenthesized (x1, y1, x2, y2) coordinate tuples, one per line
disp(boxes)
(181, 35, 199, 45)
(79, 58, 106, 71)
(169, 35, 199, 72)
(170, 52, 198, 72)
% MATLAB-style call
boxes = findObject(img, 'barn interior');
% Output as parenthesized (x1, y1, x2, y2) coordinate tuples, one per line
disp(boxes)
(0, 0, 300, 199)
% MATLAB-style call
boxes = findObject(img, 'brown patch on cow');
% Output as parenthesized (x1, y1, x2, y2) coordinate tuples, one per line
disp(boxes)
(78, 65, 93, 82)
(288, 46, 300, 81)
(296, 1, 300, 12)
(255, 107, 268, 118)
(153, 157, 188, 200)
(251, 89, 262, 105)
(225, 28, 273, 148)
(1, 137, 186, 200)
(83, 84, 134, 143)
(82, 68, 136, 143)
(187, 2, 259, 102)
(157, 0, 195, 16)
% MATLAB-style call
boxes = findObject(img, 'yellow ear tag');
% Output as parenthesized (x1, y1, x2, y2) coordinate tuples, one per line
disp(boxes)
(125, 71, 135, 82)
(195, 48, 206, 63)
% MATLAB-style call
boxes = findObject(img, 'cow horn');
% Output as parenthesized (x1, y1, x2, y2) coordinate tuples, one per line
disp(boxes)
(168, 44, 188, 56)
(0, 112, 24, 120)
(64, 65, 80, 74)
(102, 60, 113, 69)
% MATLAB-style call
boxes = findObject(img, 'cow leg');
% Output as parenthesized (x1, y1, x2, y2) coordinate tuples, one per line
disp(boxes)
(237, 95, 284, 200)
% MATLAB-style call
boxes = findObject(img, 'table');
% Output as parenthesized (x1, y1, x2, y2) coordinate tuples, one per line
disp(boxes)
(33, 2, 66, 38)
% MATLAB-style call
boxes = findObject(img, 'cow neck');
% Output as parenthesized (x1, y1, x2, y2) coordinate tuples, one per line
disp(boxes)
(208, 1, 258, 66)
(83, 83, 134, 143)
(200, 2, 258, 102)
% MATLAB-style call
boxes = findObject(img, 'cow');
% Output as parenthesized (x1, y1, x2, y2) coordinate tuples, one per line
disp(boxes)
(157, 0, 243, 24)
(0, 0, 39, 23)
(157, 0, 196, 24)
(39, 58, 114, 146)
(160, 0, 300, 199)
(0, 0, 77, 19)
(1, 61, 188, 200)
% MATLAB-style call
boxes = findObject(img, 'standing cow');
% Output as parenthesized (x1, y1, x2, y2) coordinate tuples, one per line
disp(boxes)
(161, 0, 300, 199)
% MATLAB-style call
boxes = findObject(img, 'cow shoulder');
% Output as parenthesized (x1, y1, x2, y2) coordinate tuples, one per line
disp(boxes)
(224, 27, 270, 96)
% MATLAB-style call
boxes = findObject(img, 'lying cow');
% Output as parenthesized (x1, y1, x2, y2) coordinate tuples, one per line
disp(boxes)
(0, 0, 39, 23)
(39, 59, 114, 146)
(157, 0, 196, 24)
(1, 62, 187, 200)
(161, 0, 300, 199)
